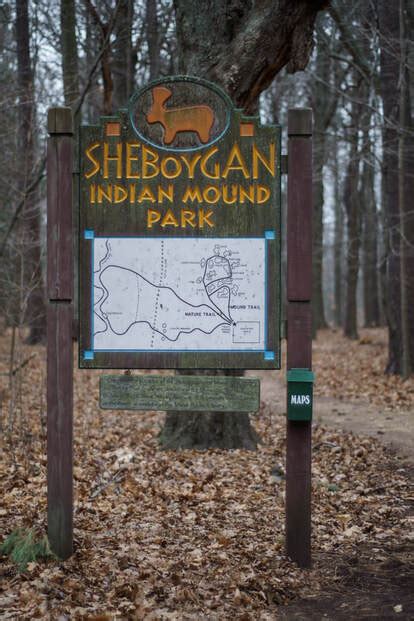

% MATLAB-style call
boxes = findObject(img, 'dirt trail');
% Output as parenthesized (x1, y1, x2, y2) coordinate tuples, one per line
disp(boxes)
(248, 370, 414, 463)
(248, 369, 414, 620)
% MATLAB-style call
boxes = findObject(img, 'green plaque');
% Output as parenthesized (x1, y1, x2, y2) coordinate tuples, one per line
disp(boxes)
(79, 76, 281, 370)
(287, 368, 314, 421)
(100, 375, 260, 412)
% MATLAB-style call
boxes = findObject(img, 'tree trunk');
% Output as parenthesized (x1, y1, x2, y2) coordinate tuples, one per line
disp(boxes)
(146, 0, 160, 81)
(404, 23, 414, 377)
(311, 29, 332, 332)
(377, 0, 414, 374)
(310, 22, 347, 333)
(159, 370, 259, 450)
(159, 0, 326, 450)
(312, 128, 327, 332)
(60, 0, 80, 340)
(84, 3, 100, 121)
(362, 160, 380, 328)
(379, 0, 401, 371)
(174, 0, 328, 113)
(398, 0, 411, 377)
(85, 0, 114, 114)
(16, 0, 46, 344)
(343, 83, 362, 340)
(112, 0, 133, 110)
(361, 141, 380, 328)
(332, 133, 344, 328)
(60, 0, 79, 107)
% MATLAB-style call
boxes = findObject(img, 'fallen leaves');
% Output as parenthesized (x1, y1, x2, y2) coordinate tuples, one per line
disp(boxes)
(313, 328, 414, 410)
(0, 327, 413, 618)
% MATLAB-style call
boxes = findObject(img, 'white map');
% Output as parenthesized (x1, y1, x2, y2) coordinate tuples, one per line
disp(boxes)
(92, 237, 266, 352)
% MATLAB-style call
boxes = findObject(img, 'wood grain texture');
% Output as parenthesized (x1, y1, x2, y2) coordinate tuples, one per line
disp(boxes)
(47, 135, 73, 300)
(47, 108, 74, 559)
(287, 111, 312, 301)
(47, 302, 73, 559)
(100, 375, 260, 412)
(47, 107, 73, 134)
(285, 418, 312, 566)
(286, 302, 312, 369)
(287, 108, 313, 136)
(286, 108, 313, 569)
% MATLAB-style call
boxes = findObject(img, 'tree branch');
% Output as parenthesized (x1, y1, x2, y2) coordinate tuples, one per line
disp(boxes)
(327, 4, 372, 82)
(0, 0, 123, 256)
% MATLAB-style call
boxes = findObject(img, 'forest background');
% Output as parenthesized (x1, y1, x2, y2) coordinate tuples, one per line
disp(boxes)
(1, 0, 413, 376)
(0, 1, 414, 618)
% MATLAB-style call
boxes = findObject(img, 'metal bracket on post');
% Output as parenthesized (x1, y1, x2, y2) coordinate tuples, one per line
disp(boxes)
(285, 108, 313, 568)
(47, 107, 74, 560)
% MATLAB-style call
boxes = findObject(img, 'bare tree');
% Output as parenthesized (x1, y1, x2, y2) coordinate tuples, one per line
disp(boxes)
(343, 75, 364, 340)
(15, 0, 45, 344)
(60, 0, 80, 107)
(377, 0, 414, 374)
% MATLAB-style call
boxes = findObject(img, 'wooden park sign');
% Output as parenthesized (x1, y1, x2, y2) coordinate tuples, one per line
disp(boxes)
(47, 76, 313, 569)
(79, 77, 281, 370)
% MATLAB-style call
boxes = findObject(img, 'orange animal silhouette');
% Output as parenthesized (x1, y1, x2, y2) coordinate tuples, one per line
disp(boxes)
(146, 86, 214, 145)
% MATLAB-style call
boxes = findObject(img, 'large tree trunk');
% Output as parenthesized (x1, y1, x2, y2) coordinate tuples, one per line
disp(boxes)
(159, 0, 326, 450)
(397, 0, 412, 377)
(377, 0, 414, 374)
(159, 370, 259, 450)
(174, 0, 328, 113)
(16, 0, 46, 344)
(378, 0, 401, 371)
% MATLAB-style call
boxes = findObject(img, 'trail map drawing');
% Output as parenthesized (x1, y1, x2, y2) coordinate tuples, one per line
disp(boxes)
(92, 237, 266, 351)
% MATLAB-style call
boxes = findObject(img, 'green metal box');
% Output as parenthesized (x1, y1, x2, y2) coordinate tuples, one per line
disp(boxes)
(287, 368, 314, 421)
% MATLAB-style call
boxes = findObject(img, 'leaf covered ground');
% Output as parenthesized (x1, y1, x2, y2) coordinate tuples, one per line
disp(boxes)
(0, 328, 413, 619)
(313, 328, 414, 410)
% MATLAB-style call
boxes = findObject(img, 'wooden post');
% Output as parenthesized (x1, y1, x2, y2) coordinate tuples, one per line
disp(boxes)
(47, 107, 74, 559)
(286, 108, 313, 568)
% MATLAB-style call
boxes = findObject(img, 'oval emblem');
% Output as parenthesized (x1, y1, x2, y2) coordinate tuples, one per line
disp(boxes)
(129, 76, 232, 152)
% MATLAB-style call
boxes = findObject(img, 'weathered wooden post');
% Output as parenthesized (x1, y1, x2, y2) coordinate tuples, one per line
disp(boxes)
(47, 107, 74, 559)
(286, 108, 313, 568)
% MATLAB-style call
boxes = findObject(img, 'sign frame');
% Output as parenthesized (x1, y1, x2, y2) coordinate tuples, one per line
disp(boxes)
(46, 93, 313, 570)
(78, 76, 282, 370)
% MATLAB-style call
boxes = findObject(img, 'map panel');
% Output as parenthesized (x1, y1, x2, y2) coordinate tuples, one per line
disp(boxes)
(92, 237, 266, 352)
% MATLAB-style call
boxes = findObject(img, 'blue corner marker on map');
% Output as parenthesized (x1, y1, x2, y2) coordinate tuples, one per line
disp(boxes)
(84, 229, 94, 239)
(265, 230, 275, 240)
(264, 351, 275, 360)
(83, 350, 94, 360)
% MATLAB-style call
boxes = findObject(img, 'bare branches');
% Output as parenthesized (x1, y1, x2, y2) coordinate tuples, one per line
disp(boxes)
(0, 157, 46, 259)
(327, 4, 373, 82)
(0, 0, 123, 257)
(81, 0, 124, 113)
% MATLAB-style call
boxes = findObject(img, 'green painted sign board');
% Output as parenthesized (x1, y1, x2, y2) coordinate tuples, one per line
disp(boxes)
(79, 76, 281, 369)
(100, 375, 260, 412)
